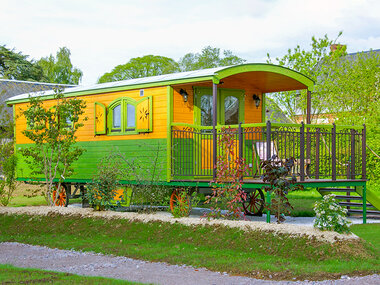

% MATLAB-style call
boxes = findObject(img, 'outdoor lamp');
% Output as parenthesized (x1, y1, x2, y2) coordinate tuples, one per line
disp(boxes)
(179, 89, 188, 102)
(252, 94, 261, 108)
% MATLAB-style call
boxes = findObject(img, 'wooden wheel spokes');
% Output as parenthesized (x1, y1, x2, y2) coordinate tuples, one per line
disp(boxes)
(170, 189, 190, 215)
(247, 191, 261, 213)
(52, 185, 67, 207)
(242, 189, 265, 216)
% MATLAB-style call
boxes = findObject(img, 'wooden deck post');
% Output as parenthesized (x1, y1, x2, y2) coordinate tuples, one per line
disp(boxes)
(315, 128, 320, 179)
(238, 122, 243, 181)
(351, 129, 356, 179)
(306, 90, 311, 124)
(212, 83, 218, 181)
(300, 122, 305, 181)
(266, 120, 271, 160)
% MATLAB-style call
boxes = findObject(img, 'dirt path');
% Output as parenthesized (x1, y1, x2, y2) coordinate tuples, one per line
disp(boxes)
(1, 242, 379, 285)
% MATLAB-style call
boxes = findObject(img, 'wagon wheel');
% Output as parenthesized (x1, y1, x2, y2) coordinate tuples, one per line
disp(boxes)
(170, 189, 191, 216)
(242, 188, 264, 216)
(52, 184, 69, 207)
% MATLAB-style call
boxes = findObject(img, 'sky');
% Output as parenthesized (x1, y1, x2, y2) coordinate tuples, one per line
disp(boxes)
(1, 0, 380, 85)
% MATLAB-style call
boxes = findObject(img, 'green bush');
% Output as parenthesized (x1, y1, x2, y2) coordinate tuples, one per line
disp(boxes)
(0, 154, 17, 206)
(85, 155, 122, 211)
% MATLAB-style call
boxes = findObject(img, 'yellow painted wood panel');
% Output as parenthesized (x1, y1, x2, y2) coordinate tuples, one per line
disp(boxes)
(173, 87, 194, 124)
(15, 86, 168, 144)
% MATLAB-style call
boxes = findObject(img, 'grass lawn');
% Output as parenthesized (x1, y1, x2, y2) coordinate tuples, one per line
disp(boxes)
(351, 223, 380, 254)
(288, 188, 321, 217)
(1, 213, 379, 281)
(0, 264, 144, 284)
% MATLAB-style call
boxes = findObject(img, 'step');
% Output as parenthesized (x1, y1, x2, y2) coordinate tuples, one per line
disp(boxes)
(318, 188, 356, 193)
(335, 195, 363, 200)
(347, 209, 380, 215)
(339, 202, 374, 208)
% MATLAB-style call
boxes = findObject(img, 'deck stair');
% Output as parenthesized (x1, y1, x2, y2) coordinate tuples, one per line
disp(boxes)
(317, 187, 380, 217)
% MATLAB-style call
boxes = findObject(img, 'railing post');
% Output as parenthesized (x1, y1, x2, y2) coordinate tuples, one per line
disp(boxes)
(362, 124, 366, 180)
(351, 129, 356, 179)
(212, 83, 218, 181)
(266, 120, 271, 160)
(300, 122, 305, 181)
(238, 122, 243, 160)
(238, 122, 243, 181)
(315, 128, 320, 179)
(332, 123, 337, 181)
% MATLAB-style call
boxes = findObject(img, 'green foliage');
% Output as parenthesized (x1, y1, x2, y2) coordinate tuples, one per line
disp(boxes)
(21, 90, 87, 205)
(171, 188, 200, 218)
(266, 33, 342, 123)
(179, 46, 245, 71)
(261, 157, 303, 223)
(0, 45, 44, 81)
(205, 127, 249, 219)
(98, 46, 246, 83)
(0, 154, 17, 206)
(314, 194, 351, 234)
(0, 88, 16, 206)
(85, 154, 122, 211)
(98, 55, 179, 83)
(37, 47, 82, 84)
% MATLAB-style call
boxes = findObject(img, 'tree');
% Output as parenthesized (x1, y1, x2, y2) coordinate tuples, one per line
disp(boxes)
(0, 45, 44, 81)
(179, 46, 245, 71)
(0, 92, 17, 206)
(21, 90, 87, 205)
(98, 55, 179, 83)
(266, 33, 342, 123)
(37, 47, 83, 85)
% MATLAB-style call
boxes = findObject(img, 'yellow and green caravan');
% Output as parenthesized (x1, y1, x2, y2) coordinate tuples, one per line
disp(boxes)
(7, 63, 377, 220)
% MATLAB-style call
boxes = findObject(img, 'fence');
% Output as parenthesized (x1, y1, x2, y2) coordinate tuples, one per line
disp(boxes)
(171, 121, 366, 181)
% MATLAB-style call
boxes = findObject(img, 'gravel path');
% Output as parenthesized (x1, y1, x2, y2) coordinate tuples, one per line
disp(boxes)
(1, 242, 379, 285)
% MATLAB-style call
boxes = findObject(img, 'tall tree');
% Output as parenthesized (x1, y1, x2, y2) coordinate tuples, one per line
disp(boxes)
(179, 46, 245, 71)
(37, 47, 82, 85)
(98, 55, 179, 83)
(0, 45, 44, 81)
(266, 33, 341, 123)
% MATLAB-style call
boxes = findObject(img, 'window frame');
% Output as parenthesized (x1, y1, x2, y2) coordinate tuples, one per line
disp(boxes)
(107, 97, 138, 135)
(194, 87, 245, 127)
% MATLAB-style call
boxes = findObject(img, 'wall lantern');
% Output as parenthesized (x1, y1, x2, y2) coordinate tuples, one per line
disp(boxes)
(179, 89, 188, 102)
(252, 94, 261, 108)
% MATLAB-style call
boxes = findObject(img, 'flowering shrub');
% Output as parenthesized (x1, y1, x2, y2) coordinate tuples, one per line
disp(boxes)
(313, 194, 351, 234)
(205, 127, 249, 220)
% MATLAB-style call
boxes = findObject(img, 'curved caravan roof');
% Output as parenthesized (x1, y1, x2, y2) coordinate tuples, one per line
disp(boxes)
(6, 63, 314, 104)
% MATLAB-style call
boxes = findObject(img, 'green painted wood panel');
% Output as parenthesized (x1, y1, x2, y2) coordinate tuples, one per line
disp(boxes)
(15, 138, 167, 182)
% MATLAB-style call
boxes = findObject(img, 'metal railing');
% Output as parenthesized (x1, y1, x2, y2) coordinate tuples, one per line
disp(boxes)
(171, 121, 366, 181)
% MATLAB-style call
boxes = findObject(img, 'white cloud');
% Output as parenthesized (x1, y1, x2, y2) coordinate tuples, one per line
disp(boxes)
(1, 0, 379, 84)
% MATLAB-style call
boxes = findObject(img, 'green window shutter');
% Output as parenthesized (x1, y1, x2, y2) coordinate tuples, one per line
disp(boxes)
(94, 102, 107, 135)
(136, 96, 153, 132)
